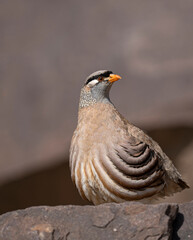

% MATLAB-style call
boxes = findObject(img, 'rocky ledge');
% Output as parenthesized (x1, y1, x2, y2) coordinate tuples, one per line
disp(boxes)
(0, 201, 192, 240)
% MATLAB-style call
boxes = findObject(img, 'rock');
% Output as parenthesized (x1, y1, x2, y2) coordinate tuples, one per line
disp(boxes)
(0, 202, 179, 240)
(173, 201, 193, 239)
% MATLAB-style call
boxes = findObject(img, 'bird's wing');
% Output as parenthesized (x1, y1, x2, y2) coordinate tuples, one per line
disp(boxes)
(94, 131, 188, 202)
(107, 135, 165, 195)
(124, 122, 189, 189)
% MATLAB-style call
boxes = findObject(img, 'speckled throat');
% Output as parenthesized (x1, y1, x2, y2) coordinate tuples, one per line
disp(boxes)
(79, 86, 112, 109)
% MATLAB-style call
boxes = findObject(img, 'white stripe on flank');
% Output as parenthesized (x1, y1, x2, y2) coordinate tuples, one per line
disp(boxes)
(74, 154, 83, 197)
(81, 160, 90, 201)
(90, 153, 123, 203)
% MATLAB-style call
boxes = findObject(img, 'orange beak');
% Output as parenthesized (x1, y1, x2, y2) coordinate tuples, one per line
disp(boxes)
(108, 74, 122, 83)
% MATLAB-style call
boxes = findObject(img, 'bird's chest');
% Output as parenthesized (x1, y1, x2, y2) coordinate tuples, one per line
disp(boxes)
(75, 120, 109, 148)
(75, 106, 127, 150)
(70, 104, 128, 204)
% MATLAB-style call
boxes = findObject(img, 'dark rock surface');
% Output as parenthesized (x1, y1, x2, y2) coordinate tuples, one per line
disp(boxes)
(0, 201, 192, 240)
(173, 201, 193, 239)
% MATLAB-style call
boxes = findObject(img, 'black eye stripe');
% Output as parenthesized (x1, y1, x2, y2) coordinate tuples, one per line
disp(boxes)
(86, 75, 99, 84)
(85, 71, 112, 85)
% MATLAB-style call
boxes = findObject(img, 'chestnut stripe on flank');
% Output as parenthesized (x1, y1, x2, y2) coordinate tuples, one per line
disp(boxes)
(115, 145, 151, 165)
(92, 151, 164, 200)
(121, 142, 146, 155)
(100, 147, 162, 189)
(109, 149, 158, 177)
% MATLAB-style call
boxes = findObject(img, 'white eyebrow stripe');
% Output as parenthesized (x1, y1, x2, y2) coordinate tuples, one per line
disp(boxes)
(87, 79, 99, 87)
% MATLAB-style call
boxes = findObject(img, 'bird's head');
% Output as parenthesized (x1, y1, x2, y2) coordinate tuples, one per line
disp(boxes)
(79, 70, 121, 108)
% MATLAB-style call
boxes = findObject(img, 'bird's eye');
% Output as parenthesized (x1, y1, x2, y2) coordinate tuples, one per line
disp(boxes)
(98, 76, 104, 81)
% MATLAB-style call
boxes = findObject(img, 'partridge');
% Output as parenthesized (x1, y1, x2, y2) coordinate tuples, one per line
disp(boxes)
(70, 70, 189, 205)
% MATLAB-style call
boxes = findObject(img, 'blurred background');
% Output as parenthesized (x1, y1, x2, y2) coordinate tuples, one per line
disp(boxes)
(0, 0, 193, 215)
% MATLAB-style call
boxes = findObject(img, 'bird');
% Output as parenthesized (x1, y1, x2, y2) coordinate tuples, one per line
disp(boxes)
(69, 70, 189, 205)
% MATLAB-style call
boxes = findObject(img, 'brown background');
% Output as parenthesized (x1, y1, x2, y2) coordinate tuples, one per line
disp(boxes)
(0, 0, 193, 214)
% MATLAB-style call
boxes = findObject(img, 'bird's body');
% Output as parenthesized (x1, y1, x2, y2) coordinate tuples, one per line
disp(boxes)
(70, 70, 189, 205)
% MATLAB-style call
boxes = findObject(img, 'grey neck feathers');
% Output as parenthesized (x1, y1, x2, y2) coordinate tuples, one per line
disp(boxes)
(79, 87, 112, 109)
